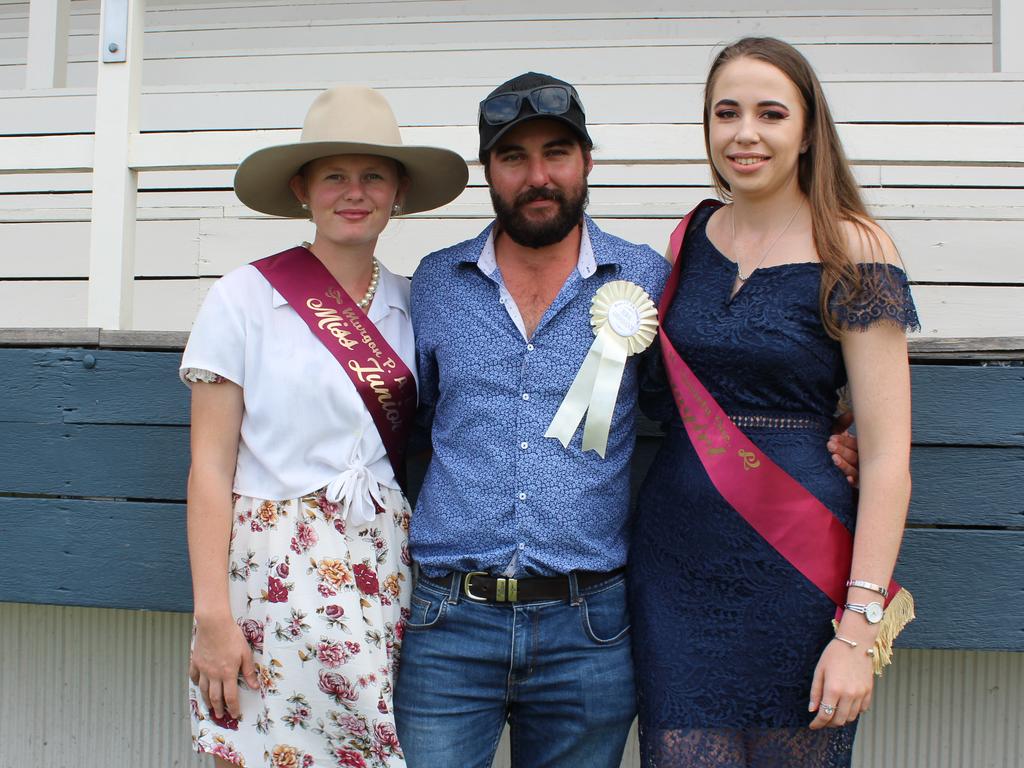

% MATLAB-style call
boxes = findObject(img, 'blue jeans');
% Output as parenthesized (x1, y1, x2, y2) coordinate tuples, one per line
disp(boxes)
(395, 571, 637, 768)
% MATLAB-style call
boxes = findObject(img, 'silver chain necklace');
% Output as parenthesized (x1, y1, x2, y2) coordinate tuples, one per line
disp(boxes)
(731, 200, 805, 282)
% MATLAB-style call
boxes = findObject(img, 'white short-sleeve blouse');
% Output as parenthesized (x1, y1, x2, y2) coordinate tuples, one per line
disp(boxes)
(180, 261, 416, 523)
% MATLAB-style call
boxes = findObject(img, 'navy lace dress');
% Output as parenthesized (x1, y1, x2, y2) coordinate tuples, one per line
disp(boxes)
(629, 206, 919, 768)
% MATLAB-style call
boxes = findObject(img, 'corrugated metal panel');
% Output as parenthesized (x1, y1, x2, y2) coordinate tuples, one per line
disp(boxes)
(854, 646, 1024, 768)
(0, 602, 204, 768)
(1, 603, 1021, 768)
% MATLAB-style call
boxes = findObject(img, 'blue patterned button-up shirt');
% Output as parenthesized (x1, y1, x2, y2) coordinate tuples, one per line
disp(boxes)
(410, 216, 670, 577)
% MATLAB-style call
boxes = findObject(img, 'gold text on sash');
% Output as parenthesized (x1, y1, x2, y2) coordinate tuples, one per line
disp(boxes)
(739, 450, 761, 471)
(669, 375, 729, 457)
(306, 298, 358, 351)
(303, 289, 411, 433)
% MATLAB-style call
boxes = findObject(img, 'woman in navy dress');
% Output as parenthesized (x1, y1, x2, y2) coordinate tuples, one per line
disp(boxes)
(630, 38, 919, 767)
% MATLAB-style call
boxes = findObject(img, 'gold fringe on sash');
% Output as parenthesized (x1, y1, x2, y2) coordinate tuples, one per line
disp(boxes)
(834, 588, 916, 676)
(871, 588, 916, 676)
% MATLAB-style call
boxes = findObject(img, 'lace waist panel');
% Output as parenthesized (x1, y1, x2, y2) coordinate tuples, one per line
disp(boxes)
(726, 411, 833, 433)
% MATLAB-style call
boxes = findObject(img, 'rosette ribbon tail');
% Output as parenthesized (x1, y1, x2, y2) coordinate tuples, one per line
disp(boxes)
(546, 280, 656, 458)
(545, 325, 629, 458)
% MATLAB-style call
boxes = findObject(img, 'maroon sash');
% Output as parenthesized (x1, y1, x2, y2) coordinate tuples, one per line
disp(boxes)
(662, 201, 904, 610)
(252, 247, 416, 486)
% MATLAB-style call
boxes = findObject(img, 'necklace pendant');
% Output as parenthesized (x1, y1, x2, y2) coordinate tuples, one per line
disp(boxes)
(728, 199, 805, 287)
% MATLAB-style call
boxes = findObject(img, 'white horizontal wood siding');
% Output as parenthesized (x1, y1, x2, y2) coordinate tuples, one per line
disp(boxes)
(0, 602, 1021, 768)
(0, 0, 1019, 336)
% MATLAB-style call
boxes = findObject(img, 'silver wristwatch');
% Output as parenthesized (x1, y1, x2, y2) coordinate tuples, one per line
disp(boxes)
(845, 601, 884, 624)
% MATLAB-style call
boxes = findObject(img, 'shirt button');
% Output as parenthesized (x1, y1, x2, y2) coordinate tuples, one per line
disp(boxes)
(518, 492, 527, 501)
(527, 343, 535, 351)
(500, 297, 506, 304)
(518, 543, 526, 550)
(522, 393, 530, 401)
(520, 441, 529, 450)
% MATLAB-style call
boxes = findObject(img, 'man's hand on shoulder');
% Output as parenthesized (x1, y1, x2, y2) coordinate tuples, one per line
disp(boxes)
(828, 412, 859, 487)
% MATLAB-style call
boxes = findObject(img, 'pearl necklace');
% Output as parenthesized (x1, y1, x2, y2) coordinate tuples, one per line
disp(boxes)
(357, 258, 381, 309)
(302, 242, 380, 309)
(731, 200, 804, 282)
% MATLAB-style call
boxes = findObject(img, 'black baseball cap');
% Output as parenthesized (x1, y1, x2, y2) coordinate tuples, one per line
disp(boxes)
(478, 72, 592, 163)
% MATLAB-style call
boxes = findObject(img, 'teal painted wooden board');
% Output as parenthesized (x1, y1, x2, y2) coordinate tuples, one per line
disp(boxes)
(4, 348, 1022, 443)
(0, 498, 189, 612)
(633, 444, 1024, 528)
(909, 447, 1024, 528)
(3, 434, 1016, 533)
(895, 530, 1024, 651)
(0, 423, 189, 499)
(0, 349, 69, 423)
(1, 499, 1018, 650)
(911, 365, 1024, 447)
(0, 347, 188, 426)
(61, 349, 189, 426)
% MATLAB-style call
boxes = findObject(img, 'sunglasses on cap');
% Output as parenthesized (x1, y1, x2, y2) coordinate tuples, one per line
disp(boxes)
(479, 84, 584, 126)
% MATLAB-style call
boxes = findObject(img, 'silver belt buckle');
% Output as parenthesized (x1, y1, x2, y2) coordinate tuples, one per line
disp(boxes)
(463, 572, 519, 602)
(463, 571, 489, 602)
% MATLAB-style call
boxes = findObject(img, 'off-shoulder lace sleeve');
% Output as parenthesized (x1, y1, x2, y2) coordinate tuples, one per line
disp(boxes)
(829, 263, 921, 333)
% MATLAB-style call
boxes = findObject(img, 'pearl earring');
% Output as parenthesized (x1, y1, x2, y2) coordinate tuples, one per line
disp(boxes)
(300, 202, 309, 211)
(392, 203, 401, 216)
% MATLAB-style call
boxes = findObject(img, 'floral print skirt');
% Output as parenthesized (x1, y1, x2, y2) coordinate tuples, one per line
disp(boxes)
(190, 486, 412, 768)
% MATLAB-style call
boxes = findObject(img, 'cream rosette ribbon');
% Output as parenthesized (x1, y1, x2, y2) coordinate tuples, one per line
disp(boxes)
(545, 280, 658, 457)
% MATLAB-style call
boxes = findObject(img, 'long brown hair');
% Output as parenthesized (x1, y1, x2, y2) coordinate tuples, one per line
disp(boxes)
(703, 37, 882, 338)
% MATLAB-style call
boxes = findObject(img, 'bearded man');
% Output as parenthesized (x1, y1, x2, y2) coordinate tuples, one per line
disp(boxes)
(393, 72, 670, 768)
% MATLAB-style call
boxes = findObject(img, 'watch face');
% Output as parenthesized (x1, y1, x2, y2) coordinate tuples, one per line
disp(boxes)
(866, 602, 884, 623)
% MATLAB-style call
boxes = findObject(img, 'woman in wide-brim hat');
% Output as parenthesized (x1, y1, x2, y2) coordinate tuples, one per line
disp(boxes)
(180, 86, 467, 768)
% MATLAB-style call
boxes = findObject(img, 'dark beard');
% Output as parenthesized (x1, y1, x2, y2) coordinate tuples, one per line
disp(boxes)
(490, 183, 589, 249)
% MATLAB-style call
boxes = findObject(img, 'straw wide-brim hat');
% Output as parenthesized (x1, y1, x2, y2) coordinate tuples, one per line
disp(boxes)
(234, 86, 468, 218)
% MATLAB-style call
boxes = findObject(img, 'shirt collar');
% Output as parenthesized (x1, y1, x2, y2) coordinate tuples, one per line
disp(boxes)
(468, 218, 600, 279)
(584, 215, 625, 268)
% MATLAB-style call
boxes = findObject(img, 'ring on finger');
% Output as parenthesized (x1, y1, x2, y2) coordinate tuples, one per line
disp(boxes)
(821, 703, 836, 717)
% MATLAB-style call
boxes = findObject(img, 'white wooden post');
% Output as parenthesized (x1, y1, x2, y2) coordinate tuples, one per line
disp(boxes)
(86, 0, 145, 330)
(25, 0, 70, 88)
(994, 0, 1024, 72)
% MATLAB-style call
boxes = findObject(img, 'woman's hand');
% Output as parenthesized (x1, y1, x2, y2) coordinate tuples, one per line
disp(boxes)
(187, 380, 250, 719)
(189, 614, 259, 719)
(808, 636, 875, 729)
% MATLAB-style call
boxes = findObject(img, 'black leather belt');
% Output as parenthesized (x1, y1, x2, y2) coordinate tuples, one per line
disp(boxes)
(423, 568, 625, 604)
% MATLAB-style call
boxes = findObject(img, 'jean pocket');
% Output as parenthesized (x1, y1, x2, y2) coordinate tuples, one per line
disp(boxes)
(405, 587, 448, 631)
(579, 579, 631, 645)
